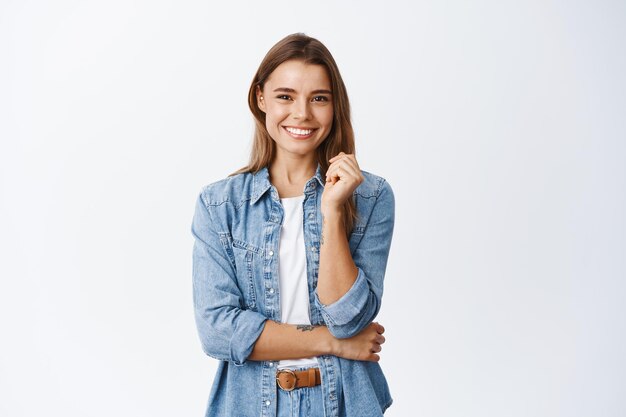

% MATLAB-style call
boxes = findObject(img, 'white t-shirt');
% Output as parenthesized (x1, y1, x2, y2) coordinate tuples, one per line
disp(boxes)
(277, 195, 319, 369)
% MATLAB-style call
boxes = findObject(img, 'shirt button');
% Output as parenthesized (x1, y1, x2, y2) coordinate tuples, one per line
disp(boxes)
(265, 400, 271, 406)
(268, 361, 274, 366)
(269, 288, 275, 294)
(268, 250, 274, 257)
(309, 213, 315, 218)
(310, 246, 316, 252)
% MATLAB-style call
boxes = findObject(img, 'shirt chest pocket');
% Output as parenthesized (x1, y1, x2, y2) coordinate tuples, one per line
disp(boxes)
(230, 238, 261, 311)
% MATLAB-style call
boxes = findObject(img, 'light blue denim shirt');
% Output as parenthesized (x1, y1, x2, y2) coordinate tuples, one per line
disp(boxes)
(191, 164, 395, 416)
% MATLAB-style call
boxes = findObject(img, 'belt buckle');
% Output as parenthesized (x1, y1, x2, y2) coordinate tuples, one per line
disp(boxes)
(276, 369, 297, 391)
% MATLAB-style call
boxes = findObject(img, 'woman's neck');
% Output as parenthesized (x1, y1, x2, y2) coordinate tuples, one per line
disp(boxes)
(269, 155, 317, 198)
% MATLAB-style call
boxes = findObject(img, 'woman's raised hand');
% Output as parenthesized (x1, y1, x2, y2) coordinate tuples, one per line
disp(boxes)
(322, 152, 364, 213)
(332, 322, 386, 362)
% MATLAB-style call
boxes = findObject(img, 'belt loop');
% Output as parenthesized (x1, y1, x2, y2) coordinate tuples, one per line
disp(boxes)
(308, 367, 315, 387)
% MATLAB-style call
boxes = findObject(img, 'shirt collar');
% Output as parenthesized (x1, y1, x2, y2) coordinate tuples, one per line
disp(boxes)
(250, 164, 325, 205)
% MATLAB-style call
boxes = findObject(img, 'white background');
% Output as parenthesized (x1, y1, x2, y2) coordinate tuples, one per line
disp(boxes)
(1, 1, 625, 416)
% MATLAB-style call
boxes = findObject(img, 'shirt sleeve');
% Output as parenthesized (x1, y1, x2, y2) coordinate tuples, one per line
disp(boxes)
(191, 191, 267, 365)
(314, 179, 395, 339)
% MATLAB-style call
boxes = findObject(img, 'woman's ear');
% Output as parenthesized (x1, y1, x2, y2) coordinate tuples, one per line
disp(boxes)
(256, 86, 266, 112)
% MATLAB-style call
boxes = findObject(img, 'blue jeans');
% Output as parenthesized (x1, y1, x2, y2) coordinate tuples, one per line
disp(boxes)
(276, 367, 325, 417)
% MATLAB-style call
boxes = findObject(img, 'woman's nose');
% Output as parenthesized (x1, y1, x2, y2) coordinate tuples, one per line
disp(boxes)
(292, 100, 311, 120)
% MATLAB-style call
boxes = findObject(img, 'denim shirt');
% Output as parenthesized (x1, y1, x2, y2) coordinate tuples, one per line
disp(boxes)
(191, 164, 395, 417)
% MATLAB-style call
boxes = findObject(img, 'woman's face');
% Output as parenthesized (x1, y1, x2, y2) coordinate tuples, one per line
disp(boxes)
(257, 60, 334, 161)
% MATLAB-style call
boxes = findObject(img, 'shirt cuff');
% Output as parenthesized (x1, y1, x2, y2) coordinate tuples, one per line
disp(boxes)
(230, 310, 267, 366)
(315, 267, 369, 326)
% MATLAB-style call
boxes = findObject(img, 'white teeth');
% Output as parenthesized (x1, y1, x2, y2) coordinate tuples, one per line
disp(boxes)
(286, 127, 313, 135)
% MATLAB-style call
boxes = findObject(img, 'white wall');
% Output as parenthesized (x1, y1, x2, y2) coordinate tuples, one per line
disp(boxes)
(1, 1, 625, 416)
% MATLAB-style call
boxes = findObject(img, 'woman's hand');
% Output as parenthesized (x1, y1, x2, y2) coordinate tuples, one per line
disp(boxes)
(332, 322, 386, 362)
(321, 152, 364, 214)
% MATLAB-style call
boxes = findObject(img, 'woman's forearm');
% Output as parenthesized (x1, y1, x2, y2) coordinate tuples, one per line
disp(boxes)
(316, 208, 359, 305)
(248, 320, 385, 362)
(248, 321, 336, 361)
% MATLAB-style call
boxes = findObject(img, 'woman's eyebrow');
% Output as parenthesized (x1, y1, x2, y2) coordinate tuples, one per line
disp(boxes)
(273, 87, 332, 94)
(273, 87, 296, 93)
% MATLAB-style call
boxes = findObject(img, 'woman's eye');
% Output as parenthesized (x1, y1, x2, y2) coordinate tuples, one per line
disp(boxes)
(312, 96, 329, 102)
(277, 95, 292, 100)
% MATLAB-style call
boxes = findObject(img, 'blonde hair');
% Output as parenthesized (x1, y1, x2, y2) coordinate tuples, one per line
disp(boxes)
(232, 33, 357, 236)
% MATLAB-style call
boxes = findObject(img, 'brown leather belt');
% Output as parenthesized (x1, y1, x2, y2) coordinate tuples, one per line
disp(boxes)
(276, 368, 321, 391)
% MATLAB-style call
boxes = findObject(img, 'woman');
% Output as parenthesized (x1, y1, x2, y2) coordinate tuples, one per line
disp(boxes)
(191, 33, 395, 417)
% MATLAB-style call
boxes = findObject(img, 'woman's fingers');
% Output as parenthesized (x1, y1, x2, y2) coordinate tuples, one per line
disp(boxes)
(328, 152, 358, 170)
(329, 160, 360, 179)
(371, 322, 385, 334)
(328, 153, 360, 173)
(325, 156, 363, 185)
(326, 165, 359, 186)
(369, 323, 385, 357)
(335, 321, 388, 362)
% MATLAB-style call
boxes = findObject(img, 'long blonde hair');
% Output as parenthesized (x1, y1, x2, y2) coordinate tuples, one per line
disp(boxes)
(232, 33, 357, 236)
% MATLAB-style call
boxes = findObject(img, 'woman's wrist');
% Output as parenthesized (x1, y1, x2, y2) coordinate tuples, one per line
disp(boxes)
(320, 203, 343, 219)
(318, 325, 340, 356)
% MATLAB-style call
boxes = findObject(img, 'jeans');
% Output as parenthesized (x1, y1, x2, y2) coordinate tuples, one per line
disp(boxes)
(276, 385, 324, 417)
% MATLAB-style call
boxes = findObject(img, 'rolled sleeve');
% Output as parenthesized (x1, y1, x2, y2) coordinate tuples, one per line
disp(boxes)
(228, 312, 266, 365)
(314, 268, 369, 326)
(192, 191, 267, 365)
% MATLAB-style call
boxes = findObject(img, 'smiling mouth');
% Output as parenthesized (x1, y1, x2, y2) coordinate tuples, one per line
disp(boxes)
(283, 126, 316, 138)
